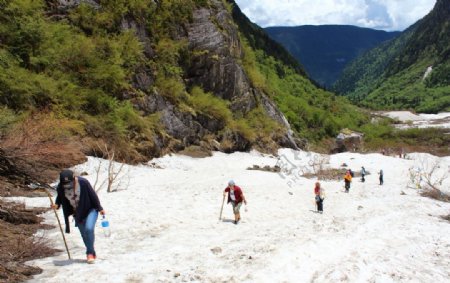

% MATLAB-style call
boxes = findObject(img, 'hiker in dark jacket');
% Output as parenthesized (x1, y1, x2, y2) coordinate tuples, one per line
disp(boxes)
(379, 169, 384, 185)
(361, 166, 366, 182)
(52, 169, 105, 264)
(223, 180, 247, 224)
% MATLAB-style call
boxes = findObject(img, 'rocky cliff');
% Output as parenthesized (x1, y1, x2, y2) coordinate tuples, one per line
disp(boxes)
(60, 0, 298, 157)
(1, 0, 366, 164)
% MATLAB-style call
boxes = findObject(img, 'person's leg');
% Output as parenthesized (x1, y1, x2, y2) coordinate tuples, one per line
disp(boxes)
(231, 202, 237, 223)
(80, 209, 98, 256)
(77, 222, 89, 252)
(318, 199, 323, 213)
(233, 202, 242, 223)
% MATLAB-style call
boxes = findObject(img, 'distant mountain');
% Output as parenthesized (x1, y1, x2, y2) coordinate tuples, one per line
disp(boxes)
(265, 25, 400, 87)
(334, 0, 450, 113)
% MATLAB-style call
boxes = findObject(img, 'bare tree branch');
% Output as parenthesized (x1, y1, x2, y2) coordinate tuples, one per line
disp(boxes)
(92, 142, 129, 193)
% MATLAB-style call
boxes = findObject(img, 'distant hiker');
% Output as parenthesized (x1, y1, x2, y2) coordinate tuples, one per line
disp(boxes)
(344, 171, 352, 192)
(52, 170, 105, 264)
(223, 180, 247, 224)
(314, 182, 324, 213)
(379, 169, 384, 185)
(361, 166, 366, 182)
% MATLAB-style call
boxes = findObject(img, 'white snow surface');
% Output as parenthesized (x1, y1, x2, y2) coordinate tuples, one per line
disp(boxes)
(17, 149, 450, 282)
(379, 111, 450, 129)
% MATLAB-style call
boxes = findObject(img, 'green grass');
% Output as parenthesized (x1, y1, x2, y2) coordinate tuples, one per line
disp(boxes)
(239, 34, 369, 142)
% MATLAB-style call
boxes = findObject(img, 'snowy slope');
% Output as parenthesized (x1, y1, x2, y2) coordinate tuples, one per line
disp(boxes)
(380, 111, 450, 129)
(17, 149, 450, 283)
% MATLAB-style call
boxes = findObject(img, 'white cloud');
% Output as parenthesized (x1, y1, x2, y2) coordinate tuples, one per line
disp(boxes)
(235, 0, 436, 31)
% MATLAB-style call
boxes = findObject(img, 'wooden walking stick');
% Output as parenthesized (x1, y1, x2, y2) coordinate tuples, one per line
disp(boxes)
(219, 194, 225, 220)
(42, 188, 71, 260)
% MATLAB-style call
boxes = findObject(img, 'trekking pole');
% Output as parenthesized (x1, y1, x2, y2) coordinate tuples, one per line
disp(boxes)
(219, 194, 225, 220)
(27, 183, 71, 259)
(42, 188, 71, 260)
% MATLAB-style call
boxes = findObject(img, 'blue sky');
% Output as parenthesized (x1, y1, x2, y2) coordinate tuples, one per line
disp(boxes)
(235, 0, 436, 31)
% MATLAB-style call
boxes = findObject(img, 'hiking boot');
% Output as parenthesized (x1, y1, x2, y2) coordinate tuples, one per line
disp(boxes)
(87, 254, 95, 264)
(234, 220, 237, 225)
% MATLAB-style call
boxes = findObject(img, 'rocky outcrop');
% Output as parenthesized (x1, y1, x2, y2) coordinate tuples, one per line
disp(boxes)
(186, 4, 249, 101)
(333, 129, 364, 153)
(53, 0, 301, 156)
(184, 0, 299, 149)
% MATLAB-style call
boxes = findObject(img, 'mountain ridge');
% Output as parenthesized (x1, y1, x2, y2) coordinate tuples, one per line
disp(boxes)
(334, 0, 450, 113)
(265, 24, 400, 87)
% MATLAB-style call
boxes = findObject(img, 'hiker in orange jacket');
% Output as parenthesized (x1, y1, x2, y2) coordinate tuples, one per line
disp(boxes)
(344, 170, 352, 193)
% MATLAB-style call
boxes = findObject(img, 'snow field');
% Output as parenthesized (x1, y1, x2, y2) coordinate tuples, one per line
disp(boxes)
(21, 149, 450, 283)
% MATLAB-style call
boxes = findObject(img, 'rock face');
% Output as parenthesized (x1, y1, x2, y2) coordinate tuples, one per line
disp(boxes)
(55, 0, 300, 156)
(187, 4, 251, 104)
(185, 2, 298, 149)
(133, 0, 300, 154)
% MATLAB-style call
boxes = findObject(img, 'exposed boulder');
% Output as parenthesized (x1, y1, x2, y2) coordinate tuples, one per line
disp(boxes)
(333, 129, 364, 153)
(219, 130, 251, 153)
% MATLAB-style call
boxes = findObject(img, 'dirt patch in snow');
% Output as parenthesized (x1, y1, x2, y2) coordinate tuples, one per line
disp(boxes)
(0, 148, 68, 282)
(0, 200, 57, 282)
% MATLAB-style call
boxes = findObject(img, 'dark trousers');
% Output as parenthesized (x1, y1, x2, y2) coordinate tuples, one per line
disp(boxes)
(316, 199, 323, 212)
(379, 176, 383, 185)
(361, 175, 365, 182)
(345, 180, 351, 192)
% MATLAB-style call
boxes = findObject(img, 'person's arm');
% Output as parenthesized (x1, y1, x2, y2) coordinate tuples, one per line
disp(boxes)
(52, 185, 61, 209)
(84, 178, 105, 215)
(240, 189, 247, 205)
(223, 187, 230, 196)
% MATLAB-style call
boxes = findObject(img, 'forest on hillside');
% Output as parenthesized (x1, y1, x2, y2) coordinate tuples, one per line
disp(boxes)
(333, 0, 450, 113)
